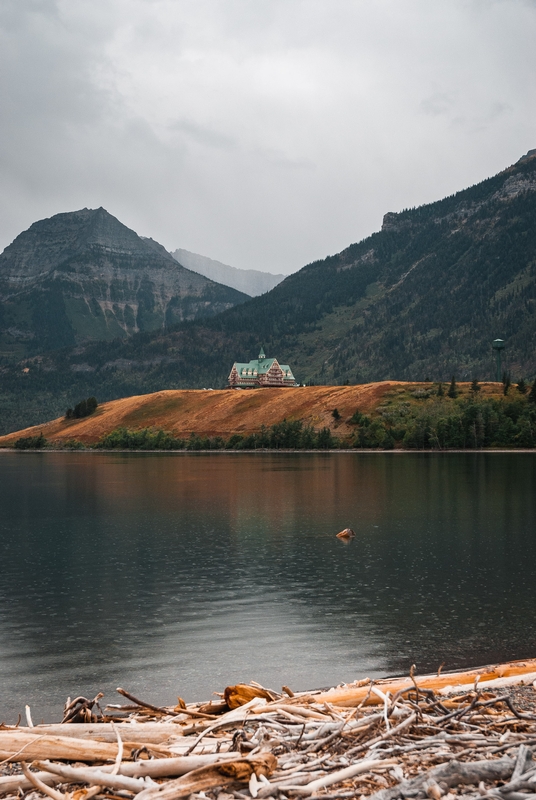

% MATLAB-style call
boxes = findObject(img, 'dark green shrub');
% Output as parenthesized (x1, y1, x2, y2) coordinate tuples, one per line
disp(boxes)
(66, 396, 99, 419)
(14, 433, 47, 449)
(317, 427, 336, 449)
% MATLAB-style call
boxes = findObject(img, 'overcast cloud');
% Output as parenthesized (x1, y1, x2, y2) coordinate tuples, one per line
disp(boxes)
(1, 0, 535, 273)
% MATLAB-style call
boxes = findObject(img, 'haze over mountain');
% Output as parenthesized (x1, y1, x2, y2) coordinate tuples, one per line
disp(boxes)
(171, 249, 285, 297)
(0, 208, 249, 358)
(1, 151, 536, 435)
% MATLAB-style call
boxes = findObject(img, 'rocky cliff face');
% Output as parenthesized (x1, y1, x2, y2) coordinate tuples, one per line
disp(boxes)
(0, 208, 248, 356)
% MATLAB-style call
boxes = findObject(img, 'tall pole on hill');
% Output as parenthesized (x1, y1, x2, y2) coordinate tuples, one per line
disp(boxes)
(492, 339, 505, 382)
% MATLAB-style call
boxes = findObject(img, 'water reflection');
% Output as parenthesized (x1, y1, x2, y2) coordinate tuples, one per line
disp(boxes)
(0, 452, 535, 723)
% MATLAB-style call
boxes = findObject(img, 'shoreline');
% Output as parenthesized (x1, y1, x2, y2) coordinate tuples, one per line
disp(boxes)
(1, 447, 536, 454)
(2, 658, 536, 799)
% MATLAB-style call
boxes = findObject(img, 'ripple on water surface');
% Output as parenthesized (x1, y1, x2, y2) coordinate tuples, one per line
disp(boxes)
(0, 451, 535, 722)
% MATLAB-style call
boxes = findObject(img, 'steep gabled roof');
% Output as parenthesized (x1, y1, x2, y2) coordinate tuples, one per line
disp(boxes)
(234, 356, 277, 375)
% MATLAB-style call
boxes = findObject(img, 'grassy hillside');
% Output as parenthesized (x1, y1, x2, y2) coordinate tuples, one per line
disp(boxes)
(2, 381, 534, 450)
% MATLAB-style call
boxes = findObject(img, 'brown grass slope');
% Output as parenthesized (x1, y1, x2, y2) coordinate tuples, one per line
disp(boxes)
(0, 382, 505, 447)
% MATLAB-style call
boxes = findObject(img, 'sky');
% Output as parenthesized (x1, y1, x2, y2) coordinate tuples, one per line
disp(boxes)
(1, 0, 536, 275)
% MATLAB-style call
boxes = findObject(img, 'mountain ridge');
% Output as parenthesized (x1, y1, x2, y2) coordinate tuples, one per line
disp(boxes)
(0, 208, 249, 357)
(171, 248, 285, 296)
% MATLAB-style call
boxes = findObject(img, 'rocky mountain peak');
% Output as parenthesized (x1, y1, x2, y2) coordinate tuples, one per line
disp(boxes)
(0, 208, 249, 357)
(517, 148, 536, 163)
(0, 208, 178, 280)
(380, 211, 412, 233)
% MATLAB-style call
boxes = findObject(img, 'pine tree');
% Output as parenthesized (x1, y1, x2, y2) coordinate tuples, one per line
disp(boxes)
(529, 381, 536, 404)
(437, 382, 444, 397)
(470, 378, 480, 394)
(447, 376, 458, 399)
(517, 379, 527, 394)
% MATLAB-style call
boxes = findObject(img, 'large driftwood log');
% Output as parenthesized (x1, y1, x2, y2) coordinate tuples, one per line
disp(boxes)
(308, 659, 536, 707)
(438, 673, 536, 696)
(21, 723, 183, 744)
(0, 731, 173, 762)
(368, 756, 515, 800)
(135, 753, 277, 800)
(0, 753, 238, 794)
(35, 761, 153, 794)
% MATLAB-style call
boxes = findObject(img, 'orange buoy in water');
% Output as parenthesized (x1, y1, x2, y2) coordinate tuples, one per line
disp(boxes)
(336, 528, 356, 539)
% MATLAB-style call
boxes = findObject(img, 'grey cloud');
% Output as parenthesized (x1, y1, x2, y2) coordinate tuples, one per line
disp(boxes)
(1, 0, 536, 274)
(169, 119, 237, 150)
(421, 93, 456, 117)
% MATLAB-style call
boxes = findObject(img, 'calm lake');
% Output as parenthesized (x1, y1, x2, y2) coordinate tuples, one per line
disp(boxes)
(0, 451, 535, 723)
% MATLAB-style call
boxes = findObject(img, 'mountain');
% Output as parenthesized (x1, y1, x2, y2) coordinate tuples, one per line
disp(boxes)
(100, 148, 536, 386)
(1, 151, 536, 435)
(171, 248, 286, 296)
(0, 208, 249, 358)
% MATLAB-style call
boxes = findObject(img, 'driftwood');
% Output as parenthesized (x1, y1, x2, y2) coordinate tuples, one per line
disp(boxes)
(61, 693, 104, 724)
(3, 661, 536, 800)
(0, 731, 173, 762)
(0, 754, 237, 794)
(135, 753, 277, 800)
(20, 762, 67, 800)
(224, 684, 280, 709)
(368, 755, 516, 800)
(309, 658, 536, 707)
(22, 723, 183, 744)
(279, 757, 398, 795)
(35, 761, 154, 794)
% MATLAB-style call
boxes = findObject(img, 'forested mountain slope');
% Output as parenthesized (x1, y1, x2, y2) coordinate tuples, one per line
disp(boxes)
(1, 151, 535, 434)
(0, 207, 249, 359)
(191, 147, 536, 385)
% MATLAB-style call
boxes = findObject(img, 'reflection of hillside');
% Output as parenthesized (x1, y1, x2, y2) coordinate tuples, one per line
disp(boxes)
(1, 453, 536, 723)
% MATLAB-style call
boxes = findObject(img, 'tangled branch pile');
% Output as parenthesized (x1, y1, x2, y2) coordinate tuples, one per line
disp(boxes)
(2, 659, 536, 800)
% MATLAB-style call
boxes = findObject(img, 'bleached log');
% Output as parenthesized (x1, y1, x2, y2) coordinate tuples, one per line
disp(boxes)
(0, 731, 173, 762)
(0, 770, 62, 794)
(438, 673, 536, 695)
(119, 753, 238, 778)
(135, 753, 277, 800)
(254, 704, 329, 720)
(308, 659, 536, 707)
(0, 753, 238, 794)
(36, 760, 154, 793)
(20, 723, 183, 743)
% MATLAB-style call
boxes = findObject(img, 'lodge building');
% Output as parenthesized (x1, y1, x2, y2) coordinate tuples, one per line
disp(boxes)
(228, 348, 298, 388)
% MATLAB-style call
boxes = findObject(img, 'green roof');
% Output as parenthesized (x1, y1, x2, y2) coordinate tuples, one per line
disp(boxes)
(231, 346, 296, 381)
(233, 356, 295, 378)
(234, 357, 276, 376)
